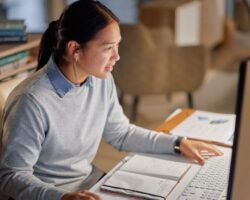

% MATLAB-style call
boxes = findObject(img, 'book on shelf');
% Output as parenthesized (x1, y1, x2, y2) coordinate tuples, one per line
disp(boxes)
(0, 56, 29, 75)
(156, 108, 236, 147)
(0, 51, 29, 66)
(0, 50, 30, 75)
(0, 26, 26, 37)
(0, 19, 27, 43)
(0, 19, 25, 29)
(101, 154, 191, 200)
(0, 34, 27, 43)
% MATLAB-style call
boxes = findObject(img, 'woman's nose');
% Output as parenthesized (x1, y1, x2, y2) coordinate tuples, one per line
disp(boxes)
(113, 48, 120, 62)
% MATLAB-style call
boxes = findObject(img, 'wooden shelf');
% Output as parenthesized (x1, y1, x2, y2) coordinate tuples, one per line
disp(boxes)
(0, 34, 41, 81)
(0, 34, 41, 58)
(0, 61, 37, 80)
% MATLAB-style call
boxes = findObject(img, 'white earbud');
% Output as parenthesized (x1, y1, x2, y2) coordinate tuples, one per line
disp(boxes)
(74, 53, 79, 62)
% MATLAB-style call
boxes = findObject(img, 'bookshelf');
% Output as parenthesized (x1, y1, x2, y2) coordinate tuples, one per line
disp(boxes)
(0, 34, 41, 81)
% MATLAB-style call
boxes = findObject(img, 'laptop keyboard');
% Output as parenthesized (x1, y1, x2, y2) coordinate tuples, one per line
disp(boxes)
(178, 156, 230, 200)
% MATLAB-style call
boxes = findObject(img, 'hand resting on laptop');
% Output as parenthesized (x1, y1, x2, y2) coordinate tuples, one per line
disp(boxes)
(180, 138, 223, 165)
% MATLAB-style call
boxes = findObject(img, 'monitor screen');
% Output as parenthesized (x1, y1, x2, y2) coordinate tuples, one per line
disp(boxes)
(227, 59, 250, 200)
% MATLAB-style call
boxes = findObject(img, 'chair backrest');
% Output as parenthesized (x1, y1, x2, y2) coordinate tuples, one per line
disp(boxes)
(165, 45, 208, 92)
(113, 24, 171, 95)
(0, 77, 24, 150)
(113, 24, 207, 95)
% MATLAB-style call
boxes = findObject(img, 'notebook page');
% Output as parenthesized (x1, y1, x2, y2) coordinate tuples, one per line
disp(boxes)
(102, 170, 177, 200)
(120, 155, 191, 181)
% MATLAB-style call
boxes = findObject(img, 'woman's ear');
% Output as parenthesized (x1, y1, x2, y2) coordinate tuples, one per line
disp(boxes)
(66, 40, 80, 61)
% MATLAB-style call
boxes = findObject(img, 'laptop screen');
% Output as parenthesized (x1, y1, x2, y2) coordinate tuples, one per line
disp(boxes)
(227, 59, 250, 200)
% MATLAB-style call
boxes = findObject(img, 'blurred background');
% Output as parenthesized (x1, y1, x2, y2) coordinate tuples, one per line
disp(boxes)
(0, 0, 250, 171)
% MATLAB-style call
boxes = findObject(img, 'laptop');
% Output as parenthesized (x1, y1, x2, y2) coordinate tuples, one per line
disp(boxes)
(91, 59, 250, 199)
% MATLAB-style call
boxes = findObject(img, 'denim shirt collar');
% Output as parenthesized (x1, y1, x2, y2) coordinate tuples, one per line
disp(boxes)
(46, 56, 93, 98)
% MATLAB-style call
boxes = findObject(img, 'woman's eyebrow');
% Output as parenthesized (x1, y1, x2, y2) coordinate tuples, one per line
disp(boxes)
(102, 38, 122, 45)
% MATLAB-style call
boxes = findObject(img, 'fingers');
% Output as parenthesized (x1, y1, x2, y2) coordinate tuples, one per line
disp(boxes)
(79, 190, 102, 200)
(193, 150, 206, 165)
(180, 139, 224, 165)
(199, 150, 216, 159)
(201, 143, 224, 156)
(61, 191, 102, 200)
(196, 143, 223, 163)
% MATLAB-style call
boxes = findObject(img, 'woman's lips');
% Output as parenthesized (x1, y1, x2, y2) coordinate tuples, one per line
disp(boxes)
(105, 66, 113, 72)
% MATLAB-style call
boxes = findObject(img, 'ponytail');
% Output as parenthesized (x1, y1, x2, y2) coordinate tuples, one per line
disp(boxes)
(37, 21, 58, 71)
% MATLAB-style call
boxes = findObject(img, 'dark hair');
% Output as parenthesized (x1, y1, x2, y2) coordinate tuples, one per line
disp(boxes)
(37, 0, 119, 70)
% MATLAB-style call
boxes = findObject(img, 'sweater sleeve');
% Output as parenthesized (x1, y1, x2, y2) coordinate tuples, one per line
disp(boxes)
(0, 93, 67, 200)
(102, 76, 178, 154)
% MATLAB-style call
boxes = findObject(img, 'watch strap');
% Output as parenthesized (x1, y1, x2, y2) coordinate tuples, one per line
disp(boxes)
(174, 136, 187, 154)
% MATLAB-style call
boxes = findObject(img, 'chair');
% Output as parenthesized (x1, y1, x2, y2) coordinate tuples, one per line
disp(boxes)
(0, 77, 24, 150)
(113, 24, 208, 122)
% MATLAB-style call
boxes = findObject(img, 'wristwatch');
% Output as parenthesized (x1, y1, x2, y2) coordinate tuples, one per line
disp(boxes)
(174, 136, 187, 154)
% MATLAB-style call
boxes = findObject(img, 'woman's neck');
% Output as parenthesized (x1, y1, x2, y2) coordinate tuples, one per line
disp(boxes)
(58, 59, 88, 85)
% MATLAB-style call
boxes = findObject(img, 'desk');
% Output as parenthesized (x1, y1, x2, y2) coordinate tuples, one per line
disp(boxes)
(90, 110, 232, 199)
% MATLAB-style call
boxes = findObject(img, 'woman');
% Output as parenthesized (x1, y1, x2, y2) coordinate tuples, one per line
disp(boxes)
(0, 1, 222, 200)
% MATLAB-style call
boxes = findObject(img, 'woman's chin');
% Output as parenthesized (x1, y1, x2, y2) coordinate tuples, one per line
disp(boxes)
(95, 72, 111, 79)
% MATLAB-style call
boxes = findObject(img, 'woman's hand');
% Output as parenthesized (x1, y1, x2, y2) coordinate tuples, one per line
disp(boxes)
(180, 139, 223, 165)
(61, 190, 102, 200)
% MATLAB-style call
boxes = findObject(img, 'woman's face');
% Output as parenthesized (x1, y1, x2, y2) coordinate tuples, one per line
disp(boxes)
(76, 22, 121, 79)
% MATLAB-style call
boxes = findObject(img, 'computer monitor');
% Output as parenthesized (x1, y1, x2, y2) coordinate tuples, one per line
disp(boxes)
(227, 59, 250, 200)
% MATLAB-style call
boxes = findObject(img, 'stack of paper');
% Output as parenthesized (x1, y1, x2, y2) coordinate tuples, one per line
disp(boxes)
(173, 111, 234, 142)
(157, 109, 236, 146)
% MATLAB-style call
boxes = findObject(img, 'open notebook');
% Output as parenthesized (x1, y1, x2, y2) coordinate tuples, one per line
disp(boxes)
(101, 155, 191, 200)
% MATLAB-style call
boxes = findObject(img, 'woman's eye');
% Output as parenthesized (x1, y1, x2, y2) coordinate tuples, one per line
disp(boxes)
(105, 46, 113, 50)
